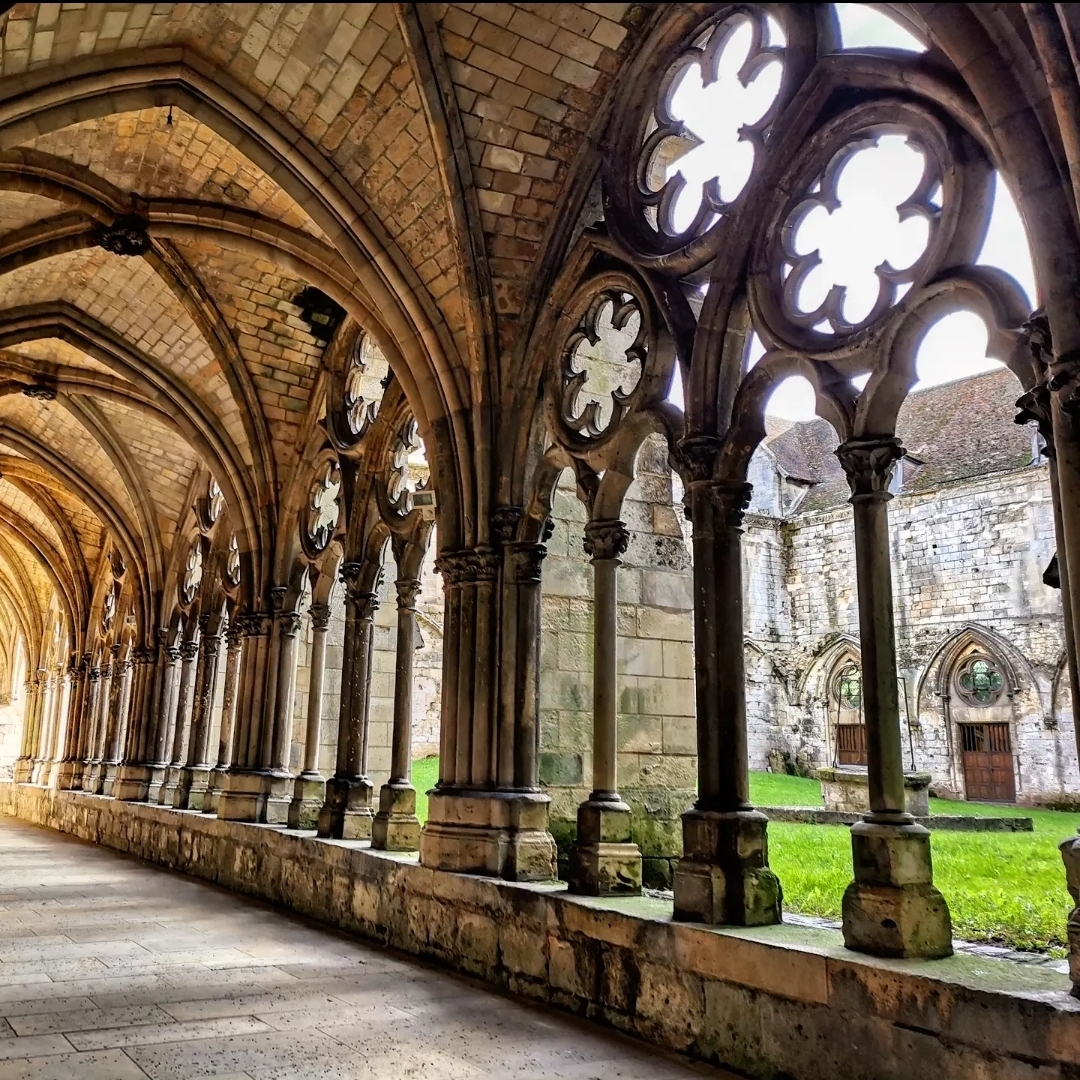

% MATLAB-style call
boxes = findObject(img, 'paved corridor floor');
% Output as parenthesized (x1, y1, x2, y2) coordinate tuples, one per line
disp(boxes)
(0, 817, 723, 1079)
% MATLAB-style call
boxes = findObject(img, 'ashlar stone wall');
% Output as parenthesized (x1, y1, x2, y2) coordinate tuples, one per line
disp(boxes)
(539, 434, 696, 886)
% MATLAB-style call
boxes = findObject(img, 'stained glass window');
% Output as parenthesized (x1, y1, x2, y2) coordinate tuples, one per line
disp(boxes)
(956, 655, 1004, 706)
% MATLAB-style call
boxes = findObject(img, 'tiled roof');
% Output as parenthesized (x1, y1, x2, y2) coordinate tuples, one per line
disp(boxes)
(763, 367, 1038, 514)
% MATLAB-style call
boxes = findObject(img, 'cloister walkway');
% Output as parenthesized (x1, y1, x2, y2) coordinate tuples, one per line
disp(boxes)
(0, 818, 720, 1080)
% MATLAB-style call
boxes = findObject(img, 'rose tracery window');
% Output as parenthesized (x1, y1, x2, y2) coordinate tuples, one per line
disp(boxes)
(563, 292, 645, 437)
(386, 419, 429, 513)
(640, 12, 784, 239)
(956, 655, 1005, 707)
(305, 461, 341, 554)
(180, 541, 203, 606)
(783, 133, 936, 333)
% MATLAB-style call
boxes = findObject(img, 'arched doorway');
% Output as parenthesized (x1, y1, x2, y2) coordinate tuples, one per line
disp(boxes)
(832, 657, 865, 766)
(951, 649, 1015, 802)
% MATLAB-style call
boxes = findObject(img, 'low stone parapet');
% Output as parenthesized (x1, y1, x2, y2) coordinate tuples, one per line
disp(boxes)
(762, 806, 1034, 831)
(2, 781, 1078, 1080)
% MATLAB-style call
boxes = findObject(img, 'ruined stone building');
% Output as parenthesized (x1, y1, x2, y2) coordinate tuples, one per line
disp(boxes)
(2, 4, 1080, 1078)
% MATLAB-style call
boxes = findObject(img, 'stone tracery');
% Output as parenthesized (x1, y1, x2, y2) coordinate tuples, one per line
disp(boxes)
(0, 3, 1079, 1075)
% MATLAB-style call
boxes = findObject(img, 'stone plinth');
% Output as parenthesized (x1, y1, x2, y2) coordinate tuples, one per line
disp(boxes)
(1, 782, 1076, 1080)
(816, 767, 931, 817)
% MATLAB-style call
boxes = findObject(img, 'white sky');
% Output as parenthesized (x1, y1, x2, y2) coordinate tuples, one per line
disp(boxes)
(663, 3, 1037, 422)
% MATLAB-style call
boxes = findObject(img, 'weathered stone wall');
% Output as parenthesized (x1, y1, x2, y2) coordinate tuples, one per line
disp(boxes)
(539, 434, 696, 886)
(744, 462, 1077, 802)
(4, 784, 1079, 1080)
(0, 693, 22, 776)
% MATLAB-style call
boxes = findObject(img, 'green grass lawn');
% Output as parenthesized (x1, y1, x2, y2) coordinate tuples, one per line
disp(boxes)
(412, 758, 1078, 951)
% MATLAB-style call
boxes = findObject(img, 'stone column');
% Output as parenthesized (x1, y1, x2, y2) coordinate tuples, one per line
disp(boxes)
(264, 609, 303, 823)
(317, 562, 380, 839)
(373, 577, 423, 850)
(14, 672, 43, 784)
(101, 651, 131, 796)
(85, 658, 114, 794)
(54, 657, 88, 791)
(114, 647, 155, 801)
(147, 641, 182, 802)
(420, 537, 556, 881)
(177, 630, 221, 810)
(568, 520, 641, 895)
(161, 639, 199, 805)
(206, 623, 243, 813)
(45, 672, 72, 789)
(29, 674, 56, 785)
(836, 436, 951, 958)
(673, 461, 781, 926)
(289, 603, 330, 828)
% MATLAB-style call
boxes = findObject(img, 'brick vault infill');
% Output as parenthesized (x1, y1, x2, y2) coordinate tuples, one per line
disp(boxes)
(3, 783, 1079, 1080)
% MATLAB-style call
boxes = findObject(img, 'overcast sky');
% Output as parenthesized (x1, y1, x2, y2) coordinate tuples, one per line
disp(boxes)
(663, 3, 1036, 421)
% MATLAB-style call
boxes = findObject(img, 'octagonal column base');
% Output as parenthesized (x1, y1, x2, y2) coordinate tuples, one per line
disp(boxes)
(113, 765, 151, 802)
(673, 808, 782, 926)
(371, 781, 421, 851)
(287, 773, 325, 830)
(567, 799, 641, 896)
(842, 819, 952, 958)
(316, 777, 374, 840)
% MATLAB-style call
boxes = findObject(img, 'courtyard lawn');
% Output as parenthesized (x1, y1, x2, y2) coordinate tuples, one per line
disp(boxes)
(752, 770, 1080, 952)
(411, 758, 1079, 952)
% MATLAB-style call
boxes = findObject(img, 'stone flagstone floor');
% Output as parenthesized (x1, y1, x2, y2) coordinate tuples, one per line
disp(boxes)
(0, 816, 725, 1079)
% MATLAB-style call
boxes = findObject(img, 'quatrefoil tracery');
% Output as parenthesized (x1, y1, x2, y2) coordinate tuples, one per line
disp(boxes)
(561, 290, 646, 443)
(304, 460, 341, 556)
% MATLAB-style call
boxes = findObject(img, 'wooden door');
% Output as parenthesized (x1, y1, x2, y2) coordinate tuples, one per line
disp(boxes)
(960, 723, 1015, 803)
(836, 723, 867, 766)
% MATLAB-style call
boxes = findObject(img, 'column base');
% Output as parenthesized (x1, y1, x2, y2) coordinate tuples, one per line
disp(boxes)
(1061, 834, 1080, 996)
(316, 776, 375, 840)
(84, 762, 106, 795)
(159, 765, 185, 806)
(841, 819, 952, 959)
(113, 765, 151, 802)
(203, 767, 228, 814)
(101, 763, 120, 797)
(12, 757, 34, 784)
(263, 771, 293, 825)
(371, 781, 421, 851)
(215, 770, 282, 823)
(673, 808, 782, 926)
(145, 765, 169, 804)
(419, 789, 557, 881)
(567, 798, 641, 896)
(287, 773, 325, 830)
(28, 759, 48, 785)
(54, 761, 83, 791)
(176, 766, 213, 811)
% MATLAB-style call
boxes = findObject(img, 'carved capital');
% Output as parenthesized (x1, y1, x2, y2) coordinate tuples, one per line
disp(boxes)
(836, 436, 904, 502)
(706, 480, 753, 528)
(225, 622, 245, 650)
(132, 646, 153, 665)
(395, 577, 422, 610)
(92, 214, 150, 256)
(237, 612, 272, 638)
(492, 505, 523, 544)
(165, 646, 182, 664)
(309, 601, 332, 632)
(510, 541, 547, 584)
(675, 435, 720, 484)
(435, 551, 467, 585)
(181, 639, 199, 663)
(269, 585, 287, 614)
(201, 634, 222, 657)
(584, 519, 629, 561)
(156, 627, 169, 649)
(87, 668, 101, 684)
(350, 591, 380, 621)
(277, 611, 303, 638)
(473, 546, 501, 582)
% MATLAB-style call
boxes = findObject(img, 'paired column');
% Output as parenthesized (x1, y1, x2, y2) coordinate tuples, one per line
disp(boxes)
(836, 436, 951, 958)
(289, 603, 331, 827)
(568, 520, 641, 895)
(54, 656, 89, 791)
(147, 639, 182, 802)
(206, 623, 243, 813)
(372, 577, 423, 850)
(114, 647, 154, 801)
(101, 652, 132, 796)
(317, 562, 380, 839)
(673, 458, 781, 926)
(178, 629, 222, 810)
(161, 638, 199, 805)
